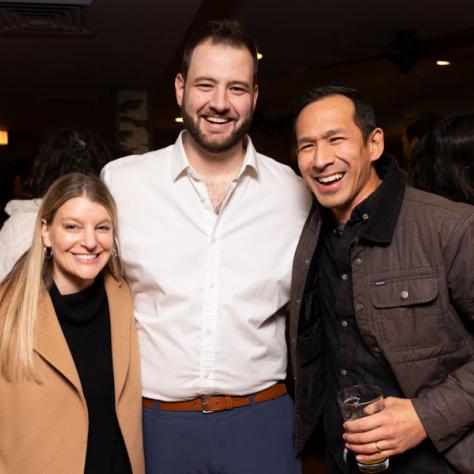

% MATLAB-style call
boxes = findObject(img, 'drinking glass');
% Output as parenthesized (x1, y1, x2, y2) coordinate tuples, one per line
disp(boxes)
(337, 384, 389, 473)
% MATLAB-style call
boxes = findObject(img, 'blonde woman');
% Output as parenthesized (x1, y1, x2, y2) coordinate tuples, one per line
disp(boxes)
(0, 173, 144, 474)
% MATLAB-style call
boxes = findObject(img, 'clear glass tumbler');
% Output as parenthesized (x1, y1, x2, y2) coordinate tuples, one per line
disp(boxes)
(337, 384, 389, 473)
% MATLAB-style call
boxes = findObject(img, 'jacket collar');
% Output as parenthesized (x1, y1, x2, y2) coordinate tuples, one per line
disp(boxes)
(106, 275, 131, 403)
(36, 286, 83, 393)
(359, 153, 406, 244)
(35, 274, 131, 402)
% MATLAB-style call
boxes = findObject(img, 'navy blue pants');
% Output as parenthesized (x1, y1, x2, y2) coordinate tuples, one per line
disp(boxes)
(143, 393, 301, 474)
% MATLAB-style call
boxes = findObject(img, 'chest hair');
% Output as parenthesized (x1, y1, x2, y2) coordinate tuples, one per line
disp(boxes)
(204, 176, 234, 214)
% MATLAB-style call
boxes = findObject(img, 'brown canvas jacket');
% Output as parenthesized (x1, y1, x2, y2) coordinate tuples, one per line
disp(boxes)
(0, 274, 145, 474)
(289, 155, 474, 474)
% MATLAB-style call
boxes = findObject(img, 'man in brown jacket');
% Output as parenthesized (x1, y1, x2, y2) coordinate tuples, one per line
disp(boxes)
(290, 85, 474, 474)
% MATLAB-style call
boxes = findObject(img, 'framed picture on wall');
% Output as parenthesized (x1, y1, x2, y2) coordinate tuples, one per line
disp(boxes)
(115, 88, 152, 155)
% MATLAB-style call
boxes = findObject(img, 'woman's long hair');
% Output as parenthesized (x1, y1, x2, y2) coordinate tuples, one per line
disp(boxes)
(0, 173, 122, 381)
(412, 114, 474, 204)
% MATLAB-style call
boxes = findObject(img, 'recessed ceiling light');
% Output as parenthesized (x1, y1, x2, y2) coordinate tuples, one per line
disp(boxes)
(257, 52, 263, 60)
(436, 60, 451, 66)
(175, 117, 184, 123)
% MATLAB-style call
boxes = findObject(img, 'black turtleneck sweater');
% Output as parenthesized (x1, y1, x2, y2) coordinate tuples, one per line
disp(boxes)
(49, 275, 132, 474)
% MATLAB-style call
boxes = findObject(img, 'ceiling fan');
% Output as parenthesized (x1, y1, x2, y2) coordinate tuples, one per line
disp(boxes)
(295, 26, 474, 75)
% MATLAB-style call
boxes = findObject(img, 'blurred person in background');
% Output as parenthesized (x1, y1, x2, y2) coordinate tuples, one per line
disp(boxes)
(402, 112, 441, 160)
(402, 112, 442, 184)
(0, 128, 111, 281)
(411, 114, 474, 205)
(0, 158, 30, 225)
(0, 173, 144, 474)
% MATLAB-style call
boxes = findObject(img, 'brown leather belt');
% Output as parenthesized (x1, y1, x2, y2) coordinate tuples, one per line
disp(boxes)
(143, 382, 286, 414)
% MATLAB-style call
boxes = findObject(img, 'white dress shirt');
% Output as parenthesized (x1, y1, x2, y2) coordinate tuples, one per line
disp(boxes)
(102, 132, 311, 401)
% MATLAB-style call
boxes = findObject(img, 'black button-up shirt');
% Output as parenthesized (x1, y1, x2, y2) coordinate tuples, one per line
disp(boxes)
(315, 188, 403, 472)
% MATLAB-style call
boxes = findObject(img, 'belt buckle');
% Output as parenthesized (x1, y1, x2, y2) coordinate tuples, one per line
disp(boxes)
(201, 397, 214, 414)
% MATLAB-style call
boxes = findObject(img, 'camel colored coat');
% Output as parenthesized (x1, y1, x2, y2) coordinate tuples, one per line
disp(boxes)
(0, 275, 145, 474)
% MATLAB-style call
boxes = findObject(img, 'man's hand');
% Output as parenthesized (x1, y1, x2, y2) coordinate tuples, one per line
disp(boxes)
(343, 397, 427, 464)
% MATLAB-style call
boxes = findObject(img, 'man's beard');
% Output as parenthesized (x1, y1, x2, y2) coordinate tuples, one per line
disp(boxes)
(181, 104, 253, 154)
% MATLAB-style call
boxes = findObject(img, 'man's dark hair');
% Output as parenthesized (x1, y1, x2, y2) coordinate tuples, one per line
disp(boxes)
(180, 19, 259, 84)
(294, 85, 377, 142)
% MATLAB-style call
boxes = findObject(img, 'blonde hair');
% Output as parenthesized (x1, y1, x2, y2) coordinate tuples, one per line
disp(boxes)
(0, 172, 122, 381)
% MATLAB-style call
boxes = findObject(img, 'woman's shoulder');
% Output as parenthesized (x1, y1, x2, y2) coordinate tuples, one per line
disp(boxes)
(4, 199, 41, 216)
(0, 199, 39, 274)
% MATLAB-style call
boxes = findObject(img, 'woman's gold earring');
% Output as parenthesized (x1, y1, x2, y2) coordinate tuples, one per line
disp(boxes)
(43, 246, 53, 260)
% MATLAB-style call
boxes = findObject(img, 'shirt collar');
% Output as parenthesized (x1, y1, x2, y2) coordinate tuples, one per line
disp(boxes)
(238, 136, 260, 179)
(170, 131, 260, 182)
(321, 185, 381, 235)
(170, 131, 191, 181)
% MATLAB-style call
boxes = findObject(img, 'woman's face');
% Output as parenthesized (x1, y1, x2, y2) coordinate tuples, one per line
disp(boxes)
(41, 196, 114, 294)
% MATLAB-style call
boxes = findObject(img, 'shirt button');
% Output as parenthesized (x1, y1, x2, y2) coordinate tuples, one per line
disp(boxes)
(204, 371, 210, 379)
(341, 320, 348, 327)
(373, 346, 381, 353)
(400, 290, 409, 300)
(355, 303, 364, 312)
(304, 259, 311, 266)
(340, 369, 348, 376)
(354, 257, 362, 265)
(209, 282, 215, 288)
(296, 299, 301, 305)
(341, 273, 348, 280)
(362, 213, 369, 221)
(207, 328, 212, 335)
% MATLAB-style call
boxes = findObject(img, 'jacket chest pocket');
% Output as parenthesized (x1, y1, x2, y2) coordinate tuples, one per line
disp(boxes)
(370, 277, 443, 351)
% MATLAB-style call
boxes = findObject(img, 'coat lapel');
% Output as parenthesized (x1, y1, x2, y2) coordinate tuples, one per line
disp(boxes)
(106, 275, 131, 403)
(35, 287, 83, 394)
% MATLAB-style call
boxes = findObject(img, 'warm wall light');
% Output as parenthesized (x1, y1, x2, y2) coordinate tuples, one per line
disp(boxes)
(436, 60, 451, 66)
(0, 130, 8, 146)
(257, 52, 263, 60)
(175, 117, 184, 123)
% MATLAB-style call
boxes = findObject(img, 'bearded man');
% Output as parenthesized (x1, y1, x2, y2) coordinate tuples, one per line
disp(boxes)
(102, 20, 311, 474)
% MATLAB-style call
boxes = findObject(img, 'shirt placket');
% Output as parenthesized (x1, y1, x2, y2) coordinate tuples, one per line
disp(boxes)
(188, 171, 239, 394)
(199, 216, 221, 393)
(334, 228, 357, 388)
